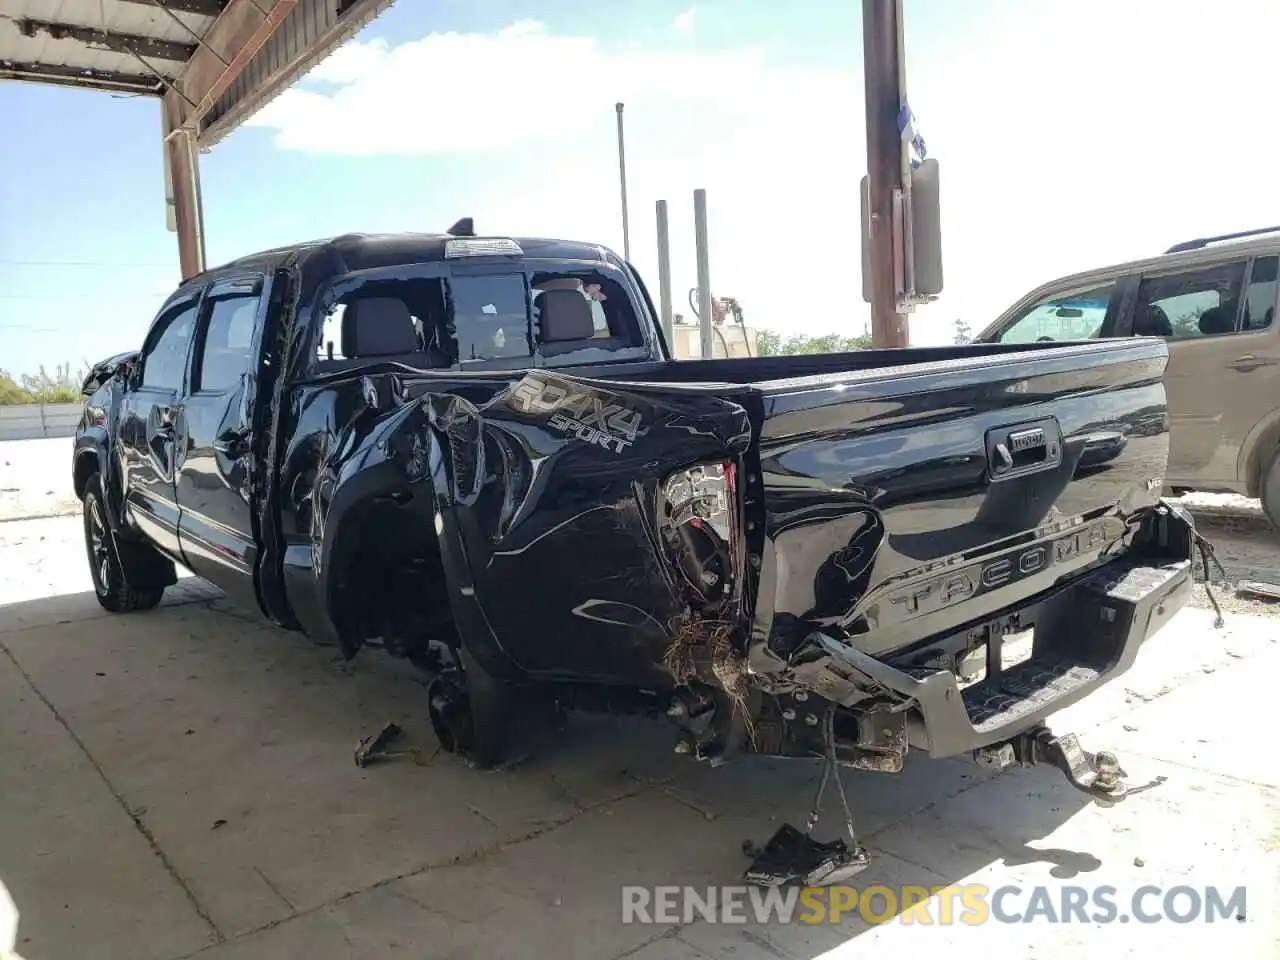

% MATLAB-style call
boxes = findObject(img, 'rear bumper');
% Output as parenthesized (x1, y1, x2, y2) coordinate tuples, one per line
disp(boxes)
(798, 554, 1194, 760)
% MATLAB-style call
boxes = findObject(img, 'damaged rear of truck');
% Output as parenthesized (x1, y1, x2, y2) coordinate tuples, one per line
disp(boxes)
(79, 231, 1198, 879)
(248, 237, 1195, 800)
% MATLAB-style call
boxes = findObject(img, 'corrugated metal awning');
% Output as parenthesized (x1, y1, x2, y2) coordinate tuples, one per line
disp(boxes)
(0, 0, 222, 96)
(0, 0, 396, 147)
(198, 0, 393, 148)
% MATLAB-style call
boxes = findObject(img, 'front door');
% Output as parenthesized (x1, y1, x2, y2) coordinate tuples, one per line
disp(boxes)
(174, 276, 265, 615)
(1128, 256, 1274, 487)
(119, 299, 200, 560)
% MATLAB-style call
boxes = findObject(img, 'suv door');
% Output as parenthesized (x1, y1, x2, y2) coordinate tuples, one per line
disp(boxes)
(175, 276, 266, 614)
(119, 298, 200, 559)
(1120, 256, 1278, 488)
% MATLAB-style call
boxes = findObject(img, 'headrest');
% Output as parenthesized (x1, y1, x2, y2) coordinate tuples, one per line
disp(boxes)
(1198, 305, 1235, 335)
(1133, 302, 1172, 337)
(341, 297, 420, 357)
(537, 289, 596, 342)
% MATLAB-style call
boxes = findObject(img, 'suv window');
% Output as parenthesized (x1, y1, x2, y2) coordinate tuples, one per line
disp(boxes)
(1135, 261, 1244, 339)
(196, 294, 258, 392)
(992, 282, 1114, 343)
(1243, 256, 1278, 332)
(141, 304, 198, 389)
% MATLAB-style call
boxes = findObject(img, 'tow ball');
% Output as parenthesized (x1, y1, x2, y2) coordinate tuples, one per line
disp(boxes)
(974, 725, 1128, 802)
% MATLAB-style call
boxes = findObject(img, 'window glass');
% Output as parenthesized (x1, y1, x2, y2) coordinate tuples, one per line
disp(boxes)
(1136, 261, 1244, 340)
(450, 275, 532, 361)
(994, 283, 1114, 343)
(1243, 257, 1277, 332)
(141, 304, 197, 389)
(319, 303, 347, 360)
(529, 271, 642, 347)
(317, 279, 445, 362)
(198, 295, 258, 392)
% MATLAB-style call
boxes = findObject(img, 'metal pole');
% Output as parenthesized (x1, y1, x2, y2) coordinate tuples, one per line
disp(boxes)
(615, 102, 631, 260)
(655, 200, 674, 351)
(863, 0, 909, 347)
(693, 189, 714, 360)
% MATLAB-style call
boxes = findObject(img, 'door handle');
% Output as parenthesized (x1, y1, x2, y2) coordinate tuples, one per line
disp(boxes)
(1231, 355, 1265, 371)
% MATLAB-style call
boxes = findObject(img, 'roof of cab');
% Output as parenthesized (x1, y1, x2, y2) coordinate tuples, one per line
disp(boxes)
(182, 232, 616, 289)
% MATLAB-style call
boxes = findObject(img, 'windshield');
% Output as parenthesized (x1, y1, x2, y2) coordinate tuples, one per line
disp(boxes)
(991, 283, 1114, 343)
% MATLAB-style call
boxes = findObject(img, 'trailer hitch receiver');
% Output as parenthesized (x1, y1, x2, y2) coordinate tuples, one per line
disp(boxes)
(974, 725, 1128, 802)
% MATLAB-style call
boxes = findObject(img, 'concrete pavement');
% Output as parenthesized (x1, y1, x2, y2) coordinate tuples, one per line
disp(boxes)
(0, 514, 1277, 959)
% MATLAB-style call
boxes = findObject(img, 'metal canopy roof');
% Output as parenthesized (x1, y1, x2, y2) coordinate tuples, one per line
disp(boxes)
(0, 0, 222, 97)
(0, 0, 392, 146)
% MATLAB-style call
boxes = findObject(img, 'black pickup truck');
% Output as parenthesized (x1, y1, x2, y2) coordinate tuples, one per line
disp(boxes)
(74, 226, 1197, 878)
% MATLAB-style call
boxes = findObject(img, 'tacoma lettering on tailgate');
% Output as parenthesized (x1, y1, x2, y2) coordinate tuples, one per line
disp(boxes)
(873, 516, 1127, 626)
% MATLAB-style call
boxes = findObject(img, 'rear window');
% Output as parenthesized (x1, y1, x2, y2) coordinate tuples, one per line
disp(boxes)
(451, 275, 533, 362)
(451, 268, 643, 363)
(313, 264, 645, 369)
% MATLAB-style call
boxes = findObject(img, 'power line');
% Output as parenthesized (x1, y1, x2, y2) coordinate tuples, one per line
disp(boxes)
(0, 258, 175, 267)
(0, 292, 173, 300)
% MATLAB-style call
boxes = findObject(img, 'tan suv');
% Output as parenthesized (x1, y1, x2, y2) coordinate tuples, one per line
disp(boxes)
(977, 227, 1280, 526)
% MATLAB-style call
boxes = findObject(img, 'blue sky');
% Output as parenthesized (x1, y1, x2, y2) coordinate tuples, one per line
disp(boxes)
(2, 0, 1278, 375)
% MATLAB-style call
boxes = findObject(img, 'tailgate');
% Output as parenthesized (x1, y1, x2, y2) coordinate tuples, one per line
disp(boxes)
(748, 339, 1170, 658)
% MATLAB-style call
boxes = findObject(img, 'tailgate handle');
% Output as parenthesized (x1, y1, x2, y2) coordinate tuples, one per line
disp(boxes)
(986, 418, 1063, 482)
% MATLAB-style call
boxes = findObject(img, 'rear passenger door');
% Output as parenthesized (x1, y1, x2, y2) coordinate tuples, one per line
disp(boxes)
(1121, 256, 1279, 487)
(174, 276, 265, 614)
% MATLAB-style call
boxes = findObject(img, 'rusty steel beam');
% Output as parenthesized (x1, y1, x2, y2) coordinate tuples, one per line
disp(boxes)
(118, 0, 228, 17)
(0, 59, 161, 94)
(162, 0, 293, 279)
(16, 18, 197, 63)
(172, 0, 297, 129)
(163, 99, 206, 279)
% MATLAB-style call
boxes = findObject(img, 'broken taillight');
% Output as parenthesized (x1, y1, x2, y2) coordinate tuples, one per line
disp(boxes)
(659, 461, 738, 605)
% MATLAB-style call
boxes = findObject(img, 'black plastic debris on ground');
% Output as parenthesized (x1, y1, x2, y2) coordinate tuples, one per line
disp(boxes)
(354, 722, 404, 768)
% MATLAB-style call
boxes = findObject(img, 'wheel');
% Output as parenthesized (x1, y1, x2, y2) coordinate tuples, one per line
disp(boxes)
(1263, 449, 1280, 531)
(82, 473, 165, 613)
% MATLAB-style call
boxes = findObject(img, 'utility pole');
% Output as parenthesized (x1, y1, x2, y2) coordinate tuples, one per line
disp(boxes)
(615, 102, 631, 260)
(862, 0, 910, 347)
(693, 189, 714, 360)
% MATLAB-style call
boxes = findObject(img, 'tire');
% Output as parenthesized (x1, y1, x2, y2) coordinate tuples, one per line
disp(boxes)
(82, 473, 165, 613)
(1263, 449, 1280, 532)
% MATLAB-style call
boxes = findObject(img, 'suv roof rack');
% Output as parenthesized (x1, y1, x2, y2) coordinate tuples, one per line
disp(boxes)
(1165, 225, 1280, 254)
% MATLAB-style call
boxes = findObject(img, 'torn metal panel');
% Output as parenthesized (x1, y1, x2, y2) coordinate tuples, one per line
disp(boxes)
(278, 362, 753, 684)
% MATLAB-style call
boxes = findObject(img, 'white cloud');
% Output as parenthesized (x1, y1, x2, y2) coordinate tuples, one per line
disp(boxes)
(672, 8, 696, 36)
(246, 20, 794, 156)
